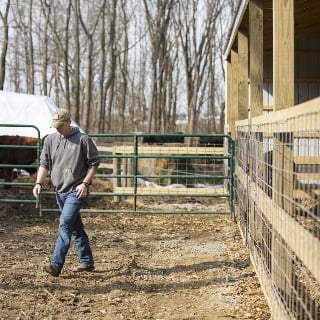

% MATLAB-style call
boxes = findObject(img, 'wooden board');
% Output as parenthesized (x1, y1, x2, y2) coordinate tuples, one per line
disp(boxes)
(296, 173, 320, 180)
(294, 156, 320, 165)
(114, 186, 228, 196)
(236, 97, 320, 131)
(293, 189, 312, 200)
(112, 146, 225, 155)
(312, 189, 320, 197)
(98, 163, 114, 169)
(97, 146, 113, 152)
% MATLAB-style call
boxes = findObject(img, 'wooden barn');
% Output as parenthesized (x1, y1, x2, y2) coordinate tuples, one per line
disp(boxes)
(224, 1, 320, 319)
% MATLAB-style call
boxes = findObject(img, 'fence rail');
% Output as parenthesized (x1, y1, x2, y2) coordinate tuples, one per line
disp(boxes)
(0, 130, 234, 217)
(0, 124, 41, 206)
(40, 133, 234, 215)
(235, 98, 320, 319)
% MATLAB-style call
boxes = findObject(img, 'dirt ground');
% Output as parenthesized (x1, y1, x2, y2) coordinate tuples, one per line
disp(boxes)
(0, 178, 271, 320)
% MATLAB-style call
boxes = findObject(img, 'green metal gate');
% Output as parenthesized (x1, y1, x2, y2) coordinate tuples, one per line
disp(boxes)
(0, 124, 41, 206)
(40, 133, 234, 216)
(0, 129, 234, 217)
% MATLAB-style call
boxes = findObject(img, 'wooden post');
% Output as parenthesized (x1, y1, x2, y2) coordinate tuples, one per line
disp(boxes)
(273, 0, 294, 110)
(128, 157, 133, 187)
(247, 0, 264, 247)
(225, 59, 233, 134)
(230, 49, 239, 138)
(123, 158, 128, 187)
(271, 0, 295, 306)
(224, 60, 233, 134)
(238, 30, 249, 121)
(113, 154, 121, 202)
(272, 132, 294, 303)
(273, 133, 294, 214)
(249, 0, 264, 118)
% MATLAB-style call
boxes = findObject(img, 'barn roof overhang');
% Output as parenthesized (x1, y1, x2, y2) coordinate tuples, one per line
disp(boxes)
(223, 0, 320, 61)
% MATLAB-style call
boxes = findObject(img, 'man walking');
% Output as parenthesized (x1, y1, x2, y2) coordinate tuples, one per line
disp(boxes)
(33, 108, 99, 276)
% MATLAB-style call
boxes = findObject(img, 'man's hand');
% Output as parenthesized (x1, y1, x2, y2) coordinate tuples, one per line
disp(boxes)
(76, 183, 88, 199)
(33, 167, 47, 199)
(33, 183, 42, 199)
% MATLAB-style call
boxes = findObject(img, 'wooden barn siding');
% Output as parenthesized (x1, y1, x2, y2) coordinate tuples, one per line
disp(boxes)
(261, 35, 320, 109)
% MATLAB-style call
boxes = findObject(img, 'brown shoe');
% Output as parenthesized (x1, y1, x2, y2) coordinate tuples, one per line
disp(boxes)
(73, 264, 95, 272)
(43, 264, 60, 277)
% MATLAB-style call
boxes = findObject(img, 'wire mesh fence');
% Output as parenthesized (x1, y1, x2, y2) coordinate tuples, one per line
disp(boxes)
(235, 101, 320, 319)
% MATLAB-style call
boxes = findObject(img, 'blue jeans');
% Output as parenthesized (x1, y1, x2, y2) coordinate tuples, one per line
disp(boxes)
(51, 190, 94, 272)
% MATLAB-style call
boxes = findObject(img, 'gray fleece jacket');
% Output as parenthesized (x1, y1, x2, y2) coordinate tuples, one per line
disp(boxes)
(40, 126, 100, 193)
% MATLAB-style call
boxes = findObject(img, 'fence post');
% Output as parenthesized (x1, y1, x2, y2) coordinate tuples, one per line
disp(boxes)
(113, 151, 121, 202)
(272, 132, 294, 306)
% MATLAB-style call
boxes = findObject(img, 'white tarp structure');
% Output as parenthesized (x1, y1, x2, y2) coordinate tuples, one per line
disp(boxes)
(0, 91, 81, 138)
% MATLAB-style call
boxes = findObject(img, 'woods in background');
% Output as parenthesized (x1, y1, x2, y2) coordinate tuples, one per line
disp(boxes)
(0, 0, 239, 134)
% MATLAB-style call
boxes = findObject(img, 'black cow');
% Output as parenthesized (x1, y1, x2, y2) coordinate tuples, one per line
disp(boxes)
(142, 133, 184, 145)
(199, 136, 224, 147)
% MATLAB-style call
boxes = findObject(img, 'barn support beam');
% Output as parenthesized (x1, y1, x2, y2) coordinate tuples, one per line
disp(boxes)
(249, 0, 264, 118)
(273, 0, 294, 110)
(271, 0, 295, 307)
(225, 59, 233, 135)
(238, 30, 249, 121)
(230, 49, 239, 138)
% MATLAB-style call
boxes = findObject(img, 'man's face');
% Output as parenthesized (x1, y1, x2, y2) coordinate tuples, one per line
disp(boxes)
(56, 119, 71, 136)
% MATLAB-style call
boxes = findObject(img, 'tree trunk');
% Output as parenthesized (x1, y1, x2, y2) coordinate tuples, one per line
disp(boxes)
(27, 0, 35, 93)
(0, 0, 10, 90)
(40, 0, 51, 96)
(72, 0, 81, 124)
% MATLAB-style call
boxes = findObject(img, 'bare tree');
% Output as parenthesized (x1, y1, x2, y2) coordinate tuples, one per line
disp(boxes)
(61, 0, 72, 110)
(0, 0, 10, 90)
(117, 0, 129, 132)
(96, 0, 107, 133)
(11, 0, 35, 93)
(127, 10, 149, 133)
(143, 0, 177, 133)
(71, 0, 81, 124)
(27, 0, 35, 93)
(79, 1, 105, 132)
(103, 0, 118, 132)
(1, 0, 236, 135)
(216, 0, 240, 131)
(39, 0, 51, 96)
(174, 0, 224, 134)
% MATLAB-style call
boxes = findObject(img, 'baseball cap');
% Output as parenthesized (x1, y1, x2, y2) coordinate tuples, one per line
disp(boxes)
(51, 108, 71, 128)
